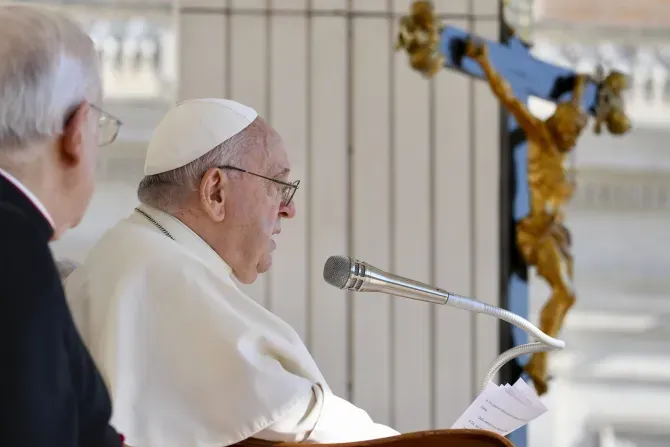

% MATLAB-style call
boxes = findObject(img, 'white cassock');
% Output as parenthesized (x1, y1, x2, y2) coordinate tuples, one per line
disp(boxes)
(65, 203, 399, 447)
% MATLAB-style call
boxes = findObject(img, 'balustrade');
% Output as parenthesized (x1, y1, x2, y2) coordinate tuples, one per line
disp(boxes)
(4, 0, 178, 102)
(531, 38, 670, 127)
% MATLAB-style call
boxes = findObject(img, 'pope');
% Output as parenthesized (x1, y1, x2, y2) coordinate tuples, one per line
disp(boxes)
(65, 98, 400, 447)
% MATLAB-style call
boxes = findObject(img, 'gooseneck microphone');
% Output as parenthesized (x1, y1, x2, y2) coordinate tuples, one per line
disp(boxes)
(323, 255, 565, 392)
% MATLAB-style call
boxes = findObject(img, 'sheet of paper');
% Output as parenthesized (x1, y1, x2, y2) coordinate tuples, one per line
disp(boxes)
(451, 380, 548, 436)
(510, 378, 547, 413)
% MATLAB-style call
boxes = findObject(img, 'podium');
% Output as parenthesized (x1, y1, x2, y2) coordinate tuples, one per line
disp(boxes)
(233, 430, 514, 447)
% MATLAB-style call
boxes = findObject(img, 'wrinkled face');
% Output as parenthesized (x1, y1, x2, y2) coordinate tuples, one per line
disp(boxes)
(202, 121, 297, 284)
(234, 143, 295, 279)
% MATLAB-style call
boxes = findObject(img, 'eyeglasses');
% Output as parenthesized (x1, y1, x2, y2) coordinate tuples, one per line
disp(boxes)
(219, 165, 300, 207)
(90, 104, 122, 147)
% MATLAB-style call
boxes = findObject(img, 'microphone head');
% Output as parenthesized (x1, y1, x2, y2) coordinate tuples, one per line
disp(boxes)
(323, 255, 353, 289)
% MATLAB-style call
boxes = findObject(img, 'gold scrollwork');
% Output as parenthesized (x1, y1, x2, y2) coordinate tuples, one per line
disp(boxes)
(395, 1, 444, 78)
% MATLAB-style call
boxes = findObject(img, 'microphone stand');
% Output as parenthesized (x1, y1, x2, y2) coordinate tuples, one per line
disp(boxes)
(322, 256, 564, 395)
(444, 294, 565, 394)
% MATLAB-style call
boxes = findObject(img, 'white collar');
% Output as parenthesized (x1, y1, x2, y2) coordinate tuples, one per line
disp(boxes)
(132, 203, 234, 278)
(0, 167, 55, 228)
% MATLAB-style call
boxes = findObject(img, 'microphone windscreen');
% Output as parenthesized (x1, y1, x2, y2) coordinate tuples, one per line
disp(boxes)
(323, 255, 352, 289)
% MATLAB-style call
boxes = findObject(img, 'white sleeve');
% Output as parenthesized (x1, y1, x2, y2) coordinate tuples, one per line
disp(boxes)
(254, 385, 399, 443)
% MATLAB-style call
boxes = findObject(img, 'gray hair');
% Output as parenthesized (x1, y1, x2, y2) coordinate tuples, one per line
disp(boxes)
(137, 124, 265, 213)
(0, 5, 101, 157)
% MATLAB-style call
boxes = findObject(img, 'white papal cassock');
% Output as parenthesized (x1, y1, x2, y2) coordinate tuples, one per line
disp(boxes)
(65, 203, 399, 447)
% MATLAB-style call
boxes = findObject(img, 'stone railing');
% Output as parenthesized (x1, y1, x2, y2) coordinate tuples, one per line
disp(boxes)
(568, 168, 670, 212)
(530, 38, 670, 128)
(489, 1, 670, 129)
(4, 0, 178, 101)
(78, 13, 177, 102)
(3, 1, 180, 141)
(76, 10, 177, 143)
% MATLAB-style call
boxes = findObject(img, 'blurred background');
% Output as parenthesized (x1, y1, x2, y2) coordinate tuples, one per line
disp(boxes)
(17, 0, 669, 445)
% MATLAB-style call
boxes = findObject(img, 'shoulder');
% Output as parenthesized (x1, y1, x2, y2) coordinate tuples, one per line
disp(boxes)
(0, 203, 51, 251)
(80, 224, 230, 300)
(88, 219, 220, 281)
(87, 217, 182, 265)
(141, 253, 236, 302)
(0, 207, 57, 281)
(0, 199, 51, 240)
(0, 205, 62, 323)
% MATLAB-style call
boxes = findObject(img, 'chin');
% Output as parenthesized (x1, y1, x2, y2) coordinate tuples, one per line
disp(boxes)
(256, 256, 273, 274)
(258, 262, 272, 274)
(232, 269, 258, 285)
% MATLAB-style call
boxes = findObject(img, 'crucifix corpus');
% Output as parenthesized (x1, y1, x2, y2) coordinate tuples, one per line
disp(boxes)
(395, 1, 631, 396)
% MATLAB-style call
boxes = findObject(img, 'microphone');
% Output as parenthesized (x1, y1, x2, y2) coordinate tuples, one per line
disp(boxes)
(322, 254, 452, 305)
(323, 255, 565, 392)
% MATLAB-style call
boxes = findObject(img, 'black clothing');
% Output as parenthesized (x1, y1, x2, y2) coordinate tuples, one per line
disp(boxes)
(0, 173, 122, 447)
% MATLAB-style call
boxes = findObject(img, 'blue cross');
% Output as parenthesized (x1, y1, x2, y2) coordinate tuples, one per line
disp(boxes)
(441, 25, 601, 219)
(439, 25, 604, 447)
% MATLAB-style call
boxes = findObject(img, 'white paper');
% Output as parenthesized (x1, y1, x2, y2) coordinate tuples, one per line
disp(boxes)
(451, 378, 548, 436)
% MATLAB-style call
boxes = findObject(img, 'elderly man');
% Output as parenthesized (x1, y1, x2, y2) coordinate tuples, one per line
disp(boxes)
(65, 98, 399, 447)
(0, 5, 123, 447)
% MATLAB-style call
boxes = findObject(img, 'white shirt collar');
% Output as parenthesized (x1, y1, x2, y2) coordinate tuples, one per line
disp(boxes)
(0, 167, 55, 228)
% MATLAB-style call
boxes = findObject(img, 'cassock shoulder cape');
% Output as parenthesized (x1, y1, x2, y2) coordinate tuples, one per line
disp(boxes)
(66, 204, 329, 447)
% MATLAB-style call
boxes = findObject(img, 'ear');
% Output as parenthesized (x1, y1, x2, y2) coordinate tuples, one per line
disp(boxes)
(59, 102, 90, 167)
(199, 167, 227, 222)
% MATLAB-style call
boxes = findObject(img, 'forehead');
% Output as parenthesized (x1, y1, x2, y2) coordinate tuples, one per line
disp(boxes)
(247, 120, 290, 175)
(267, 135, 290, 175)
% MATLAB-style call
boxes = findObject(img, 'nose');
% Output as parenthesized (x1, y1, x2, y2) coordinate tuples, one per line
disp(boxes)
(279, 200, 296, 219)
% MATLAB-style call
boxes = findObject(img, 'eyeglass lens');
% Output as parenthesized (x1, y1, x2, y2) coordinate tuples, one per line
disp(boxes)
(282, 181, 299, 206)
(98, 115, 119, 146)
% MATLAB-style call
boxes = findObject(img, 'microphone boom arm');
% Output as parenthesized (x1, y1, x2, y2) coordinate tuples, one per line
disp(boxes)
(324, 257, 565, 395)
(445, 294, 564, 394)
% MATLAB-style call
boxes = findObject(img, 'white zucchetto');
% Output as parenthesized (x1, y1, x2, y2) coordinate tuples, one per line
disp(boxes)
(144, 98, 258, 175)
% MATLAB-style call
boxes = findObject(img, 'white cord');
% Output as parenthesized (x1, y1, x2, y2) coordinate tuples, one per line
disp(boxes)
(445, 294, 565, 394)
